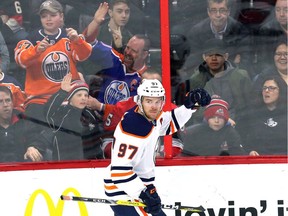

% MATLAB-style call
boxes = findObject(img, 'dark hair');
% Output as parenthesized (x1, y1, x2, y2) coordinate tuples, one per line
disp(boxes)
(109, 0, 130, 8)
(207, 0, 231, 9)
(133, 34, 151, 52)
(273, 38, 287, 53)
(0, 85, 13, 100)
(256, 75, 287, 109)
(142, 67, 162, 82)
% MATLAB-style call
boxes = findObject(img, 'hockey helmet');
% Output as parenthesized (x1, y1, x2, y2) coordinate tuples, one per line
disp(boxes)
(137, 79, 166, 112)
(137, 79, 165, 98)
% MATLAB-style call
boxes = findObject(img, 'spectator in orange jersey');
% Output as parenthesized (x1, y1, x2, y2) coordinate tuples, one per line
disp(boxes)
(14, 0, 92, 161)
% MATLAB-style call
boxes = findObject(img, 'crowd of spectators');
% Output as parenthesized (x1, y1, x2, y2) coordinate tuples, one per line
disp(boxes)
(0, 0, 286, 163)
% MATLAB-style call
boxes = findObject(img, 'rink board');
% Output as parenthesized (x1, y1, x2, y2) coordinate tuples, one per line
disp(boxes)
(0, 156, 287, 216)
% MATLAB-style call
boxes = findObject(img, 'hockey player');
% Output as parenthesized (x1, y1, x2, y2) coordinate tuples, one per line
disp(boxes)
(104, 79, 211, 215)
(87, 69, 185, 158)
(14, 0, 92, 161)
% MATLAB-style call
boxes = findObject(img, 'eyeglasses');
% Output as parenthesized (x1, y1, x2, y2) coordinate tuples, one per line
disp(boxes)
(208, 8, 229, 15)
(0, 98, 12, 106)
(274, 52, 288, 58)
(262, 86, 279, 92)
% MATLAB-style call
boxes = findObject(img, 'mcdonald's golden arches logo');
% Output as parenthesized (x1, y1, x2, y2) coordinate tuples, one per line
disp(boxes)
(24, 187, 88, 216)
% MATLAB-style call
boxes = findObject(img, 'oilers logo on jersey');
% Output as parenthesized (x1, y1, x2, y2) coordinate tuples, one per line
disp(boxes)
(42, 51, 70, 82)
(104, 80, 130, 104)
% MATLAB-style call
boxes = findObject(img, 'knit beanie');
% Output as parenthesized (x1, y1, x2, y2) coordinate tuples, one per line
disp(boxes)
(67, 80, 89, 101)
(204, 98, 229, 122)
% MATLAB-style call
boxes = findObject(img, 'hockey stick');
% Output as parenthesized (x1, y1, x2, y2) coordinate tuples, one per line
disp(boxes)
(60, 195, 205, 213)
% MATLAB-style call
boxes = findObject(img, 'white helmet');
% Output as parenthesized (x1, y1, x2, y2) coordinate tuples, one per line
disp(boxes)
(137, 79, 165, 113)
(137, 79, 165, 98)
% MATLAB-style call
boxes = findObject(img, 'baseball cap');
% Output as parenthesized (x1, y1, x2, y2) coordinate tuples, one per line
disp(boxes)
(203, 39, 227, 56)
(39, 0, 63, 14)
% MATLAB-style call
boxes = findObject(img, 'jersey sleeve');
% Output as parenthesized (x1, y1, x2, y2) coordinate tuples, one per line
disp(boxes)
(70, 35, 92, 62)
(14, 39, 39, 68)
(103, 97, 136, 131)
(159, 105, 196, 136)
(89, 41, 123, 72)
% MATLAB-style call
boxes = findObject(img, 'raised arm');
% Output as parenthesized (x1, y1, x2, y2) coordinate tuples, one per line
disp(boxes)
(83, 2, 109, 43)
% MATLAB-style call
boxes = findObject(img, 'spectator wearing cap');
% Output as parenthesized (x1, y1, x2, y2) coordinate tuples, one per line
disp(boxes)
(183, 0, 252, 74)
(14, 0, 92, 161)
(181, 98, 247, 156)
(42, 73, 90, 161)
(185, 39, 253, 126)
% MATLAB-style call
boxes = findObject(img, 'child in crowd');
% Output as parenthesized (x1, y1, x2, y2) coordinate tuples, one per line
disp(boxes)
(44, 73, 89, 161)
(182, 98, 246, 156)
(14, 0, 92, 161)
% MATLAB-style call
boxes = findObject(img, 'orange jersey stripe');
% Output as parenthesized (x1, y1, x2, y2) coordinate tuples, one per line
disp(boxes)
(111, 170, 134, 177)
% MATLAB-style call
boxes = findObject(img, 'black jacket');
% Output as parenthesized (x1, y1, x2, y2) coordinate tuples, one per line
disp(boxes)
(0, 110, 25, 162)
(44, 89, 84, 161)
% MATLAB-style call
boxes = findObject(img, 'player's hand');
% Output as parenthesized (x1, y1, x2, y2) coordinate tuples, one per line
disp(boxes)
(61, 73, 73, 92)
(36, 36, 52, 53)
(184, 88, 211, 109)
(93, 2, 109, 25)
(66, 28, 79, 42)
(139, 184, 161, 214)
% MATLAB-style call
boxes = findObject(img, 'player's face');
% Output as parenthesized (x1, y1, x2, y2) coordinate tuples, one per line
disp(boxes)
(204, 53, 226, 73)
(0, 91, 13, 121)
(207, 116, 226, 131)
(124, 37, 148, 72)
(274, 43, 288, 75)
(207, 1, 230, 30)
(262, 80, 280, 107)
(142, 96, 164, 121)
(109, 2, 130, 27)
(275, 0, 288, 27)
(69, 90, 89, 109)
(40, 11, 64, 34)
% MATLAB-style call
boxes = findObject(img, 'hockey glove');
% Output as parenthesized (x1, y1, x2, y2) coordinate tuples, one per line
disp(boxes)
(139, 184, 161, 214)
(184, 88, 211, 109)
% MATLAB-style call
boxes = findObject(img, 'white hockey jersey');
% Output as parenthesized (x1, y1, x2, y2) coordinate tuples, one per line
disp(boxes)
(104, 105, 195, 200)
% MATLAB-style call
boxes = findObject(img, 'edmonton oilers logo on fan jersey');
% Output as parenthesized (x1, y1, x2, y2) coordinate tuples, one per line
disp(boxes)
(104, 80, 130, 104)
(42, 51, 70, 82)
